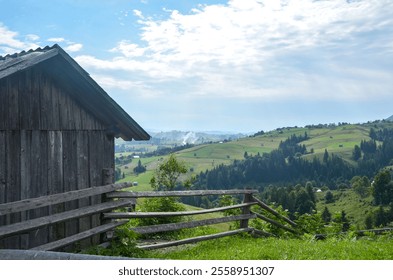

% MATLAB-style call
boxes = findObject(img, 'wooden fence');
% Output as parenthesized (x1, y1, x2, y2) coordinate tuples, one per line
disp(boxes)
(105, 189, 298, 250)
(0, 182, 135, 251)
(0, 186, 298, 252)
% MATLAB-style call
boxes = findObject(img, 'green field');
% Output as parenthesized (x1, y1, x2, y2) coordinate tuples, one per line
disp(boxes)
(116, 122, 393, 192)
(100, 122, 393, 260)
(146, 234, 393, 260)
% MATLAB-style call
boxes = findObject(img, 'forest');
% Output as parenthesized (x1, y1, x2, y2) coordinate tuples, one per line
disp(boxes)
(193, 127, 393, 190)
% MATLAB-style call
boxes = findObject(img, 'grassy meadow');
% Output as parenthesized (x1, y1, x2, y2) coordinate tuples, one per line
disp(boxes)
(107, 122, 393, 260)
(146, 234, 393, 260)
(116, 123, 387, 191)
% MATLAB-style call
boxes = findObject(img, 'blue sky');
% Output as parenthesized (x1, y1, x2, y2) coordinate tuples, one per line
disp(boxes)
(1, 0, 393, 133)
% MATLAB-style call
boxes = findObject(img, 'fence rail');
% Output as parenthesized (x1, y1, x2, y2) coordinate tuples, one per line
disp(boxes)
(104, 189, 298, 250)
(0, 181, 134, 251)
(1, 185, 299, 253)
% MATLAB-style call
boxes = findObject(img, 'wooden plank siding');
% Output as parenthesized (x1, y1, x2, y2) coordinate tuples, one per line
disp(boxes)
(0, 67, 107, 131)
(0, 66, 115, 250)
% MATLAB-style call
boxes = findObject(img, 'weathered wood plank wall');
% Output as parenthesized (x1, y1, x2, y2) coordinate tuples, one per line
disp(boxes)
(0, 66, 115, 250)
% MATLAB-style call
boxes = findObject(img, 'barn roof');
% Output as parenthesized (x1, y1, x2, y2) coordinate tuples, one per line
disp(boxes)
(0, 44, 150, 141)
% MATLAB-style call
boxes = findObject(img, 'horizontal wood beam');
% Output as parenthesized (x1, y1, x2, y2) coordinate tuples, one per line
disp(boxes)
(0, 199, 132, 239)
(252, 196, 297, 228)
(107, 189, 258, 199)
(253, 212, 298, 234)
(250, 228, 276, 237)
(31, 220, 128, 251)
(104, 202, 258, 219)
(137, 228, 253, 250)
(0, 182, 132, 216)
(131, 214, 256, 235)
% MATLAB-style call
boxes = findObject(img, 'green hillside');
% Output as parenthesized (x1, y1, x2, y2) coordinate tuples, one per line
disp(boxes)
(315, 188, 376, 228)
(117, 121, 393, 191)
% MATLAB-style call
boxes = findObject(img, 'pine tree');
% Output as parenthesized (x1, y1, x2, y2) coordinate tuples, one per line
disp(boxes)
(321, 207, 331, 224)
(372, 170, 393, 205)
(352, 145, 362, 161)
(323, 149, 329, 163)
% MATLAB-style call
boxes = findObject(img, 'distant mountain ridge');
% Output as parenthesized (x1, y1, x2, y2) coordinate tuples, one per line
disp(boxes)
(386, 115, 393, 122)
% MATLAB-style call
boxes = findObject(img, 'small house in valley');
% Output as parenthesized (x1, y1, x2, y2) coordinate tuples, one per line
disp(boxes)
(0, 45, 150, 250)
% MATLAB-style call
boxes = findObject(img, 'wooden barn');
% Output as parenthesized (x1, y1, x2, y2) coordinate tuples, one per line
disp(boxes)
(0, 44, 150, 250)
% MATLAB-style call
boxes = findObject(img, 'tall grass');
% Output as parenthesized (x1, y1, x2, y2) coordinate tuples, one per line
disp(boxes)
(147, 234, 393, 260)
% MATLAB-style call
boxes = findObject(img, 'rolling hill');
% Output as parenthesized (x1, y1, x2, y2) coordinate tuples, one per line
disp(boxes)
(116, 121, 393, 192)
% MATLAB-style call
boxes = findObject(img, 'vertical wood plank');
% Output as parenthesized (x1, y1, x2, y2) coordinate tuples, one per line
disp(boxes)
(8, 75, 19, 130)
(0, 78, 6, 130)
(240, 192, 253, 229)
(27, 131, 49, 248)
(31, 68, 41, 130)
(58, 86, 70, 130)
(5, 130, 21, 248)
(62, 131, 78, 249)
(47, 131, 65, 242)
(19, 129, 31, 249)
(76, 131, 91, 247)
(0, 131, 5, 249)
(50, 80, 61, 130)
(19, 70, 33, 130)
(0, 131, 6, 226)
(89, 131, 103, 244)
(39, 67, 50, 130)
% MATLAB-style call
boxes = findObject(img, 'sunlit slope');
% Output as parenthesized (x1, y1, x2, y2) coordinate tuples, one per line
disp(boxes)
(116, 122, 393, 189)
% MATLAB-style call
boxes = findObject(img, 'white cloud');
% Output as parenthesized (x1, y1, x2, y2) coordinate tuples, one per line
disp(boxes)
(64, 43, 83, 52)
(133, 9, 144, 19)
(109, 40, 146, 57)
(92, 74, 146, 90)
(75, 0, 393, 101)
(0, 23, 40, 55)
(47, 37, 66, 43)
(26, 34, 40, 41)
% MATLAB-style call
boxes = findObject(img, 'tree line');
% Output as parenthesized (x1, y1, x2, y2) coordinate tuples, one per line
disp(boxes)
(193, 133, 354, 191)
(192, 128, 393, 194)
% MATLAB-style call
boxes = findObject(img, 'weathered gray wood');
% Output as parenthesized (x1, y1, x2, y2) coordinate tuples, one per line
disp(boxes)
(240, 192, 253, 229)
(100, 168, 114, 243)
(0, 183, 131, 216)
(137, 228, 253, 250)
(0, 249, 136, 260)
(5, 129, 21, 248)
(250, 228, 276, 237)
(62, 131, 78, 240)
(104, 202, 258, 219)
(31, 220, 128, 251)
(0, 199, 132, 239)
(47, 130, 64, 242)
(107, 189, 258, 199)
(0, 131, 6, 246)
(252, 196, 297, 228)
(0, 79, 6, 129)
(76, 131, 91, 248)
(253, 212, 298, 234)
(28, 130, 49, 248)
(131, 214, 256, 235)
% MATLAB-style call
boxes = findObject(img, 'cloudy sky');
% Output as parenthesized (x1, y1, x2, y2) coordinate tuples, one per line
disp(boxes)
(1, 0, 393, 133)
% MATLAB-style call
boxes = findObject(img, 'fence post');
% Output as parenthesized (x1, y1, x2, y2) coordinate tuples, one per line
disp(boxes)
(101, 168, 114, 242)
(240, 190, 253, 229)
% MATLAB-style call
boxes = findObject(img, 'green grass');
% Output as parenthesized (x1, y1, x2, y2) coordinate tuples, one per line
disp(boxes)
(315, 189, 376, 228)
(115, 122, 393, 198)
(116, 123, 393, 186)
(147, 235, 393, 260)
